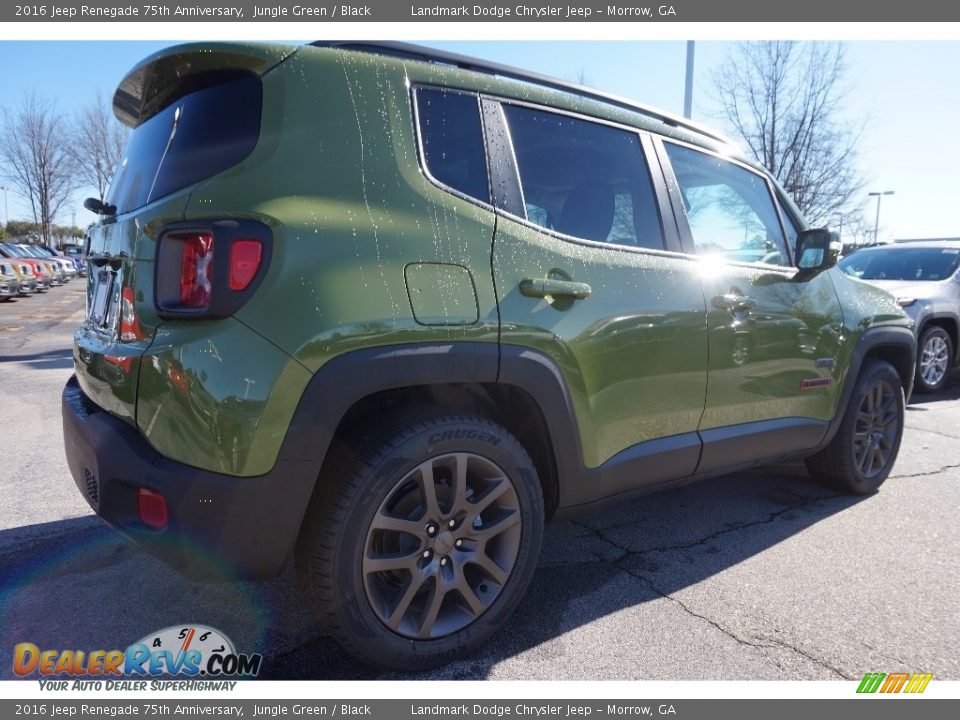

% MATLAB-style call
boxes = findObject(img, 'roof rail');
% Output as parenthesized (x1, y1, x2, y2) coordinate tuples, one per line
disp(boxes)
(309, 40, 732, 145)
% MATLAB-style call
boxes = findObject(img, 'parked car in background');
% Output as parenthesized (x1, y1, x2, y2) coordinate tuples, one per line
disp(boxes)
(839, 241, 960, 392)
(0, 262, 21, 300)
(16, 244, 71, 283)
(5, 260, 39, 295)
(0, 243, 51, 290)
(39, 244, 86, 277)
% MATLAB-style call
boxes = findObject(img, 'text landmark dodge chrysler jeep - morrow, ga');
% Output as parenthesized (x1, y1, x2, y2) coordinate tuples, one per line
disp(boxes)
(63, 41, 916, 670)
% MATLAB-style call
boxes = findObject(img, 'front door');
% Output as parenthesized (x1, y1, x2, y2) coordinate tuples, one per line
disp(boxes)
(658, 140, 845, 473)
(485, 99, 709, 504)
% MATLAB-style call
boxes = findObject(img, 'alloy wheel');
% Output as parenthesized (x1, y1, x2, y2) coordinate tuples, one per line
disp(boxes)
(362, 452, 522, 639)
(852, 379, 900, 479)
(920, 335, 949, 388)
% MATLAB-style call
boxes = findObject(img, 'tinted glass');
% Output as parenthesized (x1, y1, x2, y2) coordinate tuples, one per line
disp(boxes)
(502, 105, 664, 249)
(665, 143, 789, 266)
(416, 88, 490, 204)
(839, 247, 960, 281)
(106, 73, 262, 215)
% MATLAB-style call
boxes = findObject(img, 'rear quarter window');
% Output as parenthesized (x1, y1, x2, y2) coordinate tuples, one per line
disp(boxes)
(414, 87, 490, 205)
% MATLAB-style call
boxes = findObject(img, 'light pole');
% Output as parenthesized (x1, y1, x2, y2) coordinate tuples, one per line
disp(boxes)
(683, 41, 695, 119)
(868, 190, 894, 245)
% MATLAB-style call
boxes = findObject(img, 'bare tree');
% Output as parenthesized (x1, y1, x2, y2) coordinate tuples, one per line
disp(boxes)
(710, 42, 864, 227)
(0, 93, 77, 245)
(71, 93, 128, 203)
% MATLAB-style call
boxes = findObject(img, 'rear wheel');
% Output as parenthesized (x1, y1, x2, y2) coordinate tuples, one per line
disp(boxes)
(296, 409, 544, 670)
(915, 326, 953, 393)
(805, 360, 905, 494)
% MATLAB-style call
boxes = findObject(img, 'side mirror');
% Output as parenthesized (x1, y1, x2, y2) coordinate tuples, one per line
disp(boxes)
(796, 228, 841, 274)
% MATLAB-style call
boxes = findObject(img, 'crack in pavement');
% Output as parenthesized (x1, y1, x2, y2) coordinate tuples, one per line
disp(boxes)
(571, 492, 842, 559)
(568, 494, 855, 680)
(891, 461, 960, 479)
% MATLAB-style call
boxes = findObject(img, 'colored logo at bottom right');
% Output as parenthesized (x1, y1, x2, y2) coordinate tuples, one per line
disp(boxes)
(857, 672, 933, 694)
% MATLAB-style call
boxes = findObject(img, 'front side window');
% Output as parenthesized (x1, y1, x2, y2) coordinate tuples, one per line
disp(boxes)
(665, 143, 790, 266)
(502, 104, 664, 250)
(415, 88, 490, 205)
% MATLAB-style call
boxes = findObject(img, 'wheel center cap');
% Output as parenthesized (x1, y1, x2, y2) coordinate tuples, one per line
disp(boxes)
(433, 531, 454, 555)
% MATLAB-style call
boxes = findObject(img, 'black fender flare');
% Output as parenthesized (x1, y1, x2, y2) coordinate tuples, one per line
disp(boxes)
(276, 341, 588, 512)
(818, 325, 916, 449)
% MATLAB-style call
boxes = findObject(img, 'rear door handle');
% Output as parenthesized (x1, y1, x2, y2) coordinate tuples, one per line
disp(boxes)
(712, 293, 758, 311)
(520, 278, 592, 300)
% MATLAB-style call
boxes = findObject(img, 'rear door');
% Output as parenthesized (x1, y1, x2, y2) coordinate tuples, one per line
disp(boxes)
(657, 139, 845, 473)
(485, 99, 709, 504)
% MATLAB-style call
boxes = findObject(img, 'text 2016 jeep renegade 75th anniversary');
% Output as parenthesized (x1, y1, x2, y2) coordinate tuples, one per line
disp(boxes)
(64, 42, 916, 670)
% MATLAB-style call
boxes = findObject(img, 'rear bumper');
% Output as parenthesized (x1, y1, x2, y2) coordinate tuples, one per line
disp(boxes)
(62, 375, 319, 580)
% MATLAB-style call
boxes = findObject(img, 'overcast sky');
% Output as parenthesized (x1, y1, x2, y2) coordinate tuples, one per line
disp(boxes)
(0, 40, 957, 241)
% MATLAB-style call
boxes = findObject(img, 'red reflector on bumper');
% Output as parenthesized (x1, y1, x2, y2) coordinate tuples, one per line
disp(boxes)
(229, 239, 262, 291)
(138, 488, 169, 529)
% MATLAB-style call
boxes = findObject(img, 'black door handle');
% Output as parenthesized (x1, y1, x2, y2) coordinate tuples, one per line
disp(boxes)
(520, 278, 592, 300)
(712, 293, 758, 311)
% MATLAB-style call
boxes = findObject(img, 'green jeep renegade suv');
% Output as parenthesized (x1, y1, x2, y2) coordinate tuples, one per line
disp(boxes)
(63, 41, 916, 670)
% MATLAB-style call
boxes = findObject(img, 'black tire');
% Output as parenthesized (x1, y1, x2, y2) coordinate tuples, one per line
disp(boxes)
(295, 408, 544, 671)
(915, 326, 953, 393)
(805, 360, 905, 494)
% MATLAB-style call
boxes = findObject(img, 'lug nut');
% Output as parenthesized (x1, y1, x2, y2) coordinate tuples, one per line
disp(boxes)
(440, 557, 448, 566)
(455, 539, 463, 548)
(426, 524, 437, 537)
(422, 550, 432, 559)
(448, 519, 456, 529)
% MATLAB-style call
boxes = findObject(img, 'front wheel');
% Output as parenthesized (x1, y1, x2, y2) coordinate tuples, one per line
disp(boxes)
(915, 326, 953, 393)
(296, 410, 544, 670)
(805, 360, 905, 494)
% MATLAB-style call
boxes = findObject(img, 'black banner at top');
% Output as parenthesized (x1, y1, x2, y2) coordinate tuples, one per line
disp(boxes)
(4, 0, 960, 23)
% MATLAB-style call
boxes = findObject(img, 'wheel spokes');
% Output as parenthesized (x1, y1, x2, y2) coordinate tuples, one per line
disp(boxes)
(416, 460, 443, 520)
(451, 453, 469, 513)
(370, 513, 426, 537)
(469, 552, 509, 584)
(385, 573, 426, 630)
(456, 579, 487, 615)
(363, 451, 523, 640)
(473, 508, 521, 540)
(470, 478, 511, 516)
(418, 582, 446, 638)
(364, 549, 421, 574)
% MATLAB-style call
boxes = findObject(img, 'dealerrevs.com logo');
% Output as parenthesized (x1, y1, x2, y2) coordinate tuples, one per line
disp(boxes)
(13, 625, 262, 688)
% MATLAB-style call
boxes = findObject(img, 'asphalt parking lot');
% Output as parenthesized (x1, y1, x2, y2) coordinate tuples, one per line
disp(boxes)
(1, 282, 958, 681)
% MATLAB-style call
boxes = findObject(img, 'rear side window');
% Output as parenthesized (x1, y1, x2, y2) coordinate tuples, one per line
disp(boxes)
(502, 104, 664, 250)
(415, 88, 490, 204)
(106, 73, 262, 215)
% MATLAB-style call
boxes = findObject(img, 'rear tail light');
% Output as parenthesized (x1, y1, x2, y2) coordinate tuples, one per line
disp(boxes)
(179, 233, 214, 307)
(137, 488, 168, 529)
(155, 221, 271, 319)
(120, 287, 144, 342)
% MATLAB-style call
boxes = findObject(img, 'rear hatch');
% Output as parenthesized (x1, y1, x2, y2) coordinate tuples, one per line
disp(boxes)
(75, 42, 296, 424)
